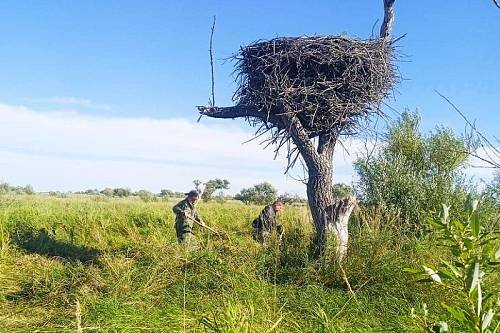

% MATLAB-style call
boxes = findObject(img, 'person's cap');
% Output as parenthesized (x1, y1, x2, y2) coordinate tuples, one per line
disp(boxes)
(185, 190, 200, 197)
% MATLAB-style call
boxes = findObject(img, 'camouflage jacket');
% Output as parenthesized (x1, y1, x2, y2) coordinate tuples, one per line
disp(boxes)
(172, 199, 201, 234)
(252, 205, 277, 231)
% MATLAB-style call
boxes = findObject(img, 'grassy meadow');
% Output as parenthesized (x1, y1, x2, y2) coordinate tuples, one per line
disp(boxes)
(0, 195, 473, 332)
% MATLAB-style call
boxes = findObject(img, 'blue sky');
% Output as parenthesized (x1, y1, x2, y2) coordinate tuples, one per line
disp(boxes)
(0, 1, 499, 194)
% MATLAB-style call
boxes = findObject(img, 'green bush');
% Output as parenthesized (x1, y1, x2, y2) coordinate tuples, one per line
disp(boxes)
(235, 182, 278, 205)
(202, 179, 230, 202)
(332, 183, 353, 198)
(354, 111, 470, 231)
(135, 190, 157, 202)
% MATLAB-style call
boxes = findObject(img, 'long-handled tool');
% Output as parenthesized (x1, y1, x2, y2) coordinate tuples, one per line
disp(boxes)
(185, 214, 228, 240)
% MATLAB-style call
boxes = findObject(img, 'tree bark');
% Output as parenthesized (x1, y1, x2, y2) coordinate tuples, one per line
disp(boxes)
(307, 156, 334, 257)
(380, 0, 396, 39)
(326, 196, 357, 261)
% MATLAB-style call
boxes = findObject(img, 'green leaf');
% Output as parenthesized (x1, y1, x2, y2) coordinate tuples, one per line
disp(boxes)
(262, 314, 284, 333)
(479, 233, 499, 241)
(416, 278, 434, 283)
(429, 219, 445, 229)
(483, 292, 494, 304)
(441, 303, 467, 323)
(403, 268, 421, 274)
(470, 211, 480, 237)
(466, 262, 480, 295)
(437, 269, 454, 280)
(441, 260, 462, 279)
(463, 238, 474, 250)
(451, 219, 465, 231)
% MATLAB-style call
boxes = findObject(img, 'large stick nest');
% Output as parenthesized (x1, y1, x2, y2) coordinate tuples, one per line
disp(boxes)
(234, 35, 397, 137)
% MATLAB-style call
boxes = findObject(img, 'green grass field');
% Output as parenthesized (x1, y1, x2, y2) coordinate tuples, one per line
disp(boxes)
(0, 195, 463, 332)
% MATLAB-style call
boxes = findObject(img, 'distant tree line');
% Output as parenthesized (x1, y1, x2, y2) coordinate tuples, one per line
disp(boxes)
(74, 188, 186, 201)
(0, 179, 311, 206)
(0, 182, 34, 195)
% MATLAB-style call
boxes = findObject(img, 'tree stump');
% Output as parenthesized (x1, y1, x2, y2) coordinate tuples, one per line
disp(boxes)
(326, 195, 357, 261)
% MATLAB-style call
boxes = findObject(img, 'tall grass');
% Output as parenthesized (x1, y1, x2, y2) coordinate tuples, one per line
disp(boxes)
(0, 195, 472, 332)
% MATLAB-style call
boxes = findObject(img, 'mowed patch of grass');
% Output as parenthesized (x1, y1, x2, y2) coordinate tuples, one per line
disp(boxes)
(0, 196, 451, 332)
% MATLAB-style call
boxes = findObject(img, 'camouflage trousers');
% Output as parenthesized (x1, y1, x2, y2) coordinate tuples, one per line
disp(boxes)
(176, 227, 197, 249)
(252, 225, 284, 245)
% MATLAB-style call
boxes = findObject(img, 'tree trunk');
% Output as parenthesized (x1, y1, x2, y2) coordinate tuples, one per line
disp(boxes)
(306, 159, 356, 260)
(306, 157, 334, 257)
(302, 135, 357, 260)
(197, 106, 357, 260)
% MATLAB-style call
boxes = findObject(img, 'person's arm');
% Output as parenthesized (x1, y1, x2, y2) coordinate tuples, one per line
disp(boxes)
(193, 210, 202, 223)
(172, 201, 187, 215)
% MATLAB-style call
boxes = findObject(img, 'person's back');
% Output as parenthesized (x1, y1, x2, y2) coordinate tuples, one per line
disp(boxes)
(252, 200, 284, 244)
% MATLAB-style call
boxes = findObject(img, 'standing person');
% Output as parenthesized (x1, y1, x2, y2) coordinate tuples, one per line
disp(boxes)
(172, 190, 202, 245)
(252, 200, 285, 245)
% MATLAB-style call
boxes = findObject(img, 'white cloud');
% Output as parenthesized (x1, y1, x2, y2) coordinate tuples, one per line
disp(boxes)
(2, 102, 495, 196)
(0, 103, 358, 195)
(31, 97, 112, 111)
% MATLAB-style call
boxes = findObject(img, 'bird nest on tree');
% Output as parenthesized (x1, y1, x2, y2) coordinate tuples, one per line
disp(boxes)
(198, 34, 398, 171)
(233, 35, 397, 136)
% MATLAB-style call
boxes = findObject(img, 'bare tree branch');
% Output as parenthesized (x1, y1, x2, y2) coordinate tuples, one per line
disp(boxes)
(278, 113, 319, 168)
(436, 90, 500, 169)
(197, 16, 217, 123)
(197, 105, 261, 119)
(209, 16, 216, 107)
(380, 0, 396, 39)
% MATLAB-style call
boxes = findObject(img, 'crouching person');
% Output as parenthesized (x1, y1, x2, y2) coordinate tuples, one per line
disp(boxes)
(172, 190, 202, 247)
(252, 200, 284, 245)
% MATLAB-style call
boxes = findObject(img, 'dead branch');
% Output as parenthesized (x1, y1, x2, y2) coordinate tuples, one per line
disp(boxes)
(380, 0, 396, 39)
(436, 90, 500, 169)
(210, 16, 216, 106)
(197, 105, 260, 119)
(197, 16, 217, 123)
